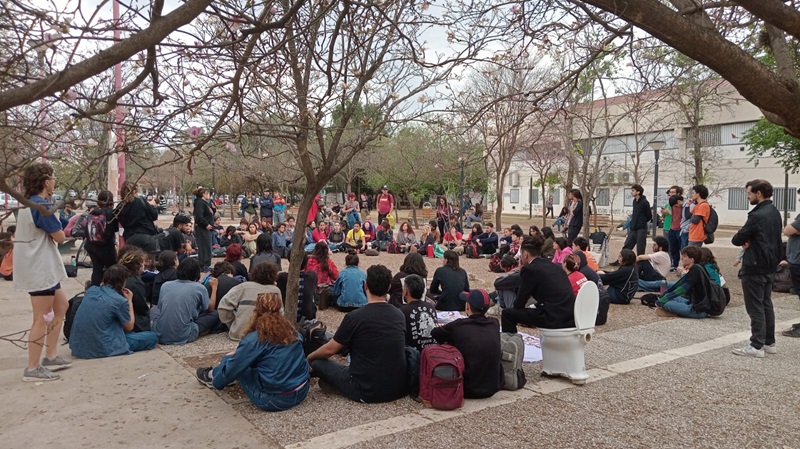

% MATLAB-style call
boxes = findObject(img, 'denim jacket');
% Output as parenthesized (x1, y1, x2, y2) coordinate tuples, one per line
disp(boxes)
(332, 265, 367, 308)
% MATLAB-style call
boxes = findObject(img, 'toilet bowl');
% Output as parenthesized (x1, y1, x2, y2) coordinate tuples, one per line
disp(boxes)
(540, 282, 599, 385)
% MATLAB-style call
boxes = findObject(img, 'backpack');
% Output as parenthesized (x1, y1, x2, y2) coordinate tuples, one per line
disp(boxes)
(773, 264, 791, 293)
(387, 241, 400, 254)
(707, 280, 729, 316)
(464, 242, 479, 259)
(419, 344, 465, 410)
(703, 206, 718, 244)
(85, 212, 108, 243)
(69, 213, 89, 238)
(500, 333, 527, 390)
(63, 292, 85, 341)
(298, 320, 331, 356)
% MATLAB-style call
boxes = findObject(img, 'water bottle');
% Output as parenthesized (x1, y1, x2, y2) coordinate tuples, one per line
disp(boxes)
(70, 256, 76, 266)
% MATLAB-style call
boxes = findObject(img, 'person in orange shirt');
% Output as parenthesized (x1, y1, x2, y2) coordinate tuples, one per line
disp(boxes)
(688, 185, 711, 246)
(0, 226, 13, 280)
(572, 237, 600, 271)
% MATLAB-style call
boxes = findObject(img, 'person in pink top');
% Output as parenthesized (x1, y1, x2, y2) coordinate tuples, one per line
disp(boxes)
(306, 242, 339, 285)
(552, 237, 574, 264)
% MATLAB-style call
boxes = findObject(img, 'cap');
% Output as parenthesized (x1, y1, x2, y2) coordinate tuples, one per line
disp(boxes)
(381, 185, 389, 189)
(173, 214, 192, 226)
(459, 289, 491, 311)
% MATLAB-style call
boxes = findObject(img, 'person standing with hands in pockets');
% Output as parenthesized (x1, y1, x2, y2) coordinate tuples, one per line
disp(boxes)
(731, 180, 782, 358)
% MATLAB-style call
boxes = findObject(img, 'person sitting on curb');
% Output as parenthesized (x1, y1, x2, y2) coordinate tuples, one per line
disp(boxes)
(218, 262, 281, 341)
(431, 288, 504, 399)
(636, 237, 672, 292)
(306, 264, 408, 403)
(400, 274, 437, 352)
(195, 292, 310, 412)
(332, 253, 368, 311)
(151, 257, 221, 345)
(69, 265, 159, 358)
(501, 235, 575, 333)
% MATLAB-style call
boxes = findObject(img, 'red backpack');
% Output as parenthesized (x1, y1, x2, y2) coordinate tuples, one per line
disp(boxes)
(419, 344, 465, 410)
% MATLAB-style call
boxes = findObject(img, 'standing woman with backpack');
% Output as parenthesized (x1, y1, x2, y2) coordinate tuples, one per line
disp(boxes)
(193, 187, 214, 272)
(84, 190, 120, 287)
(435, 196, 452, 239)
(117, 181, 160, 256)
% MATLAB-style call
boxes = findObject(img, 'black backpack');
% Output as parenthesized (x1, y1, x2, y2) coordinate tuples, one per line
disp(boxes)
(703, 206, 719, 244)
(63, 292, 85, 341)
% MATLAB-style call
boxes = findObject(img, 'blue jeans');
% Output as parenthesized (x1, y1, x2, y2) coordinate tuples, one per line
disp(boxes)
(667, 229, 681, 269)
(126, 331, 158, 352)
(680, 233, 689, 252)
(637, 279, 674, 292)
(311, 359, 364, 403)
(688, 241, 703, 247)
(274, 210, 286, 225)
(607, 286, 631, 304)
(661, 296, 709, 319)
(240, 379, 309, 412)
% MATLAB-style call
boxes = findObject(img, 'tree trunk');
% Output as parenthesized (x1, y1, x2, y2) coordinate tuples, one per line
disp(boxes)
(283, 190, 320, 324)
(494, 176, 505, 230)
(405, 190, 419, 228)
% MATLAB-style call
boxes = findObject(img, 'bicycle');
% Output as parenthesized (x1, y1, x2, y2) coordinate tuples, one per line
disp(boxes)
(74, 239, 93, 268)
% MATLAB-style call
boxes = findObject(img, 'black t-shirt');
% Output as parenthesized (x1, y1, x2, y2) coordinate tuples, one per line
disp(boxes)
(230, 260, 249, 280)
(126, 275, 150, 332)
(328, 230, 344, 244)
(333, 303, 407, 402)
(430, 315, 504, 399)
(206, 275, 243, 305)
(514, 258, 575, 328)
(151, 267, 177, 305)
(158, 227, 186, 253)
(400, 300, 437, 352)
(430, 266, 470, 311)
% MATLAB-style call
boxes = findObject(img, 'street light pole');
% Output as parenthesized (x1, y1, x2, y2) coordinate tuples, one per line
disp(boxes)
(459, 157, 465, 230)
(648, 140, 666, 239)
(212, 159, 217, 197)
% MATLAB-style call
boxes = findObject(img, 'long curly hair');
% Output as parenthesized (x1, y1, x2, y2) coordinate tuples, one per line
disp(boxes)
(245, 292, 297, 345)
(117, 245, 146, 276)
(23, 162, 54, 198)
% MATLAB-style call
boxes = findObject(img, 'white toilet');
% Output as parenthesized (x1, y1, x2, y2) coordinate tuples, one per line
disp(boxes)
(540, 282, 599, 385)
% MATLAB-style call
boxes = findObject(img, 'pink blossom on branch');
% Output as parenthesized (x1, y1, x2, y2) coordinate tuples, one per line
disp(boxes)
(188, 126, 203, 138)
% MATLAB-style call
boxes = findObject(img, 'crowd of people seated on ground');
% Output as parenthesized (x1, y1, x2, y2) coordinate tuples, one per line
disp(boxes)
(14, 171, 746, 407)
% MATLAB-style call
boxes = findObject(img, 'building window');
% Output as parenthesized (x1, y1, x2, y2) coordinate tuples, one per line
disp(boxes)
(774, 188, 797, 213)
(596, 188, 610, 207)
(530, 188, 539, 204)
(728, 188, 748, 210)
(623, 189, 633, 207)
(551, 188, 560, 205)
(510, 189, 519, 204)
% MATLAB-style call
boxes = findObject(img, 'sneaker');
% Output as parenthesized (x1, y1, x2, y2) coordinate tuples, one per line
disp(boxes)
(763, 344, 777, 355)
(42, 355, 72, 371)
(655, 307, 677, 317)
(732, 345, 765, 358)
(782, 327, 800, 338)
(23, 365, 60, 382)
(195, 367, 214, 389)
(487, 303, 502, 317)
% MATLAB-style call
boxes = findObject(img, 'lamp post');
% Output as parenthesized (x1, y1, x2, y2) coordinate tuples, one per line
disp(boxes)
(211, 158, 217, 198)
(648, 140, 666, 239)
(459, 156, 465, 230)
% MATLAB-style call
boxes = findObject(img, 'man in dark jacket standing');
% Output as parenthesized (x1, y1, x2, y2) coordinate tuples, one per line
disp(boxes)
(259, 189, 273, 225)
(623, 184, 652, 256)
(731, 179, 782, 358)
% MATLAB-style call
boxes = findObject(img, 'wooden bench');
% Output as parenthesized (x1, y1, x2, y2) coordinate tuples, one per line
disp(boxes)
(587, 214, 617, 232)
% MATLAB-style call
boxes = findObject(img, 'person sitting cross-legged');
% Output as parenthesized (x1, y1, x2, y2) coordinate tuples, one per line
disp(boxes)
(151, 257, 222, 345)
(400, 274, 437, 352)
(501, 235, 575, 333)
(431, 288, 504, 398)
(218, 261, 281, 341)
(343, 222, 367, 252)
(69, 265, 159, 359)
(195, 292, 310, 412)
(636, 236, 672, 292)
(655, 246, 714, 319)
(306, 264, 408, 403)
(332, 253, 368, 311)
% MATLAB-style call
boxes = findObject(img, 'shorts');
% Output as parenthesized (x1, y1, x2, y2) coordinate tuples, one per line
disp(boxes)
(30, 283, 61, 297)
